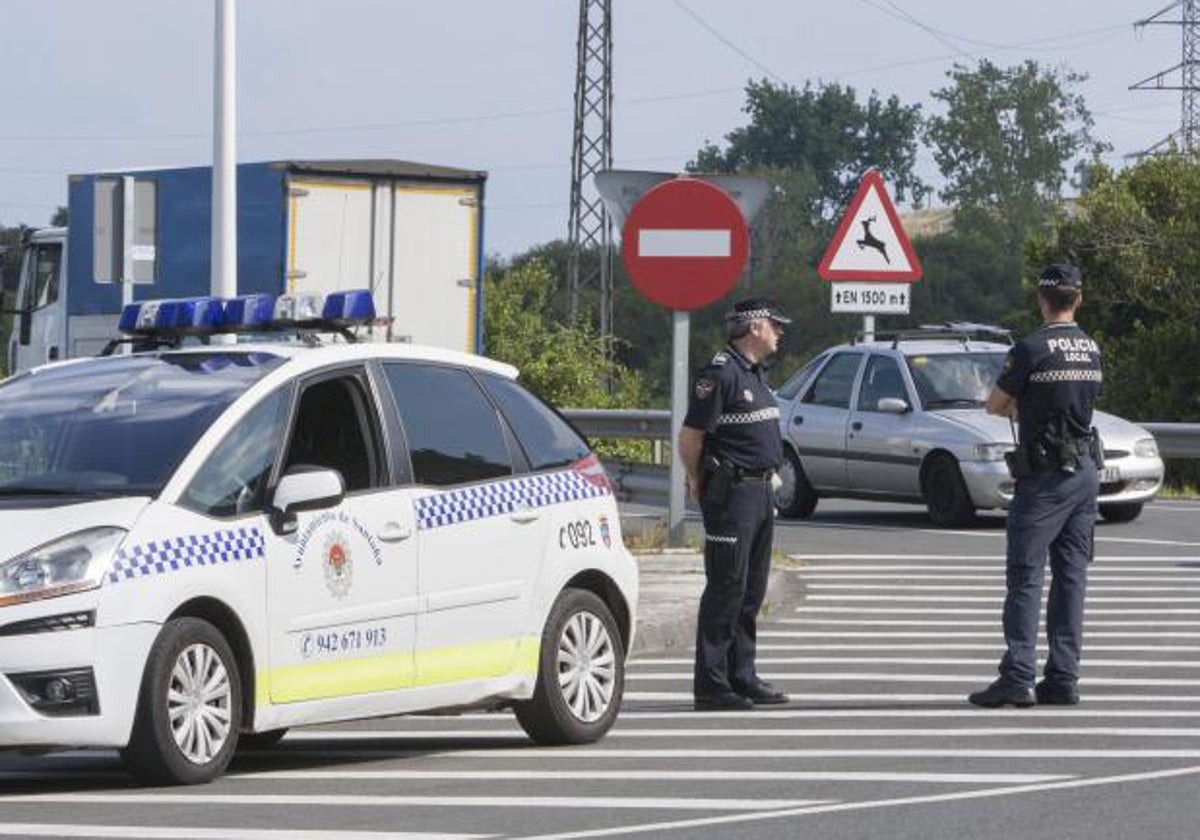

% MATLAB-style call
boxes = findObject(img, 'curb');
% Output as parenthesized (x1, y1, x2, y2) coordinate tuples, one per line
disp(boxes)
(629, 552, 790, 657)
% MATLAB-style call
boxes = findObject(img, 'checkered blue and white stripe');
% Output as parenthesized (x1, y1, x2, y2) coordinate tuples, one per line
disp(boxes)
(415, 470, 609, 531)
(107, 527, 266, 584)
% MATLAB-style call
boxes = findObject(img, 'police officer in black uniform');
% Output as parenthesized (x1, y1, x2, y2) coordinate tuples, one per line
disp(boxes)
(679, 298, 792, 710)
(969, 264, 1103, 708)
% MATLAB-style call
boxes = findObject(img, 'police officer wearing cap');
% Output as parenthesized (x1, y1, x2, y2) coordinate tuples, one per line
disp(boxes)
(969, 264, 1103, 708)
(678, 298, 792, 710)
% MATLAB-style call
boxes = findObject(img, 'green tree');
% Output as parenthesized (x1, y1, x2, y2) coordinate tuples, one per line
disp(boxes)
(484, 257, 648, 409)
(693, 79, 929, 217)
(925, 60, 1103, 246)
(1029, 156, 1200, 422)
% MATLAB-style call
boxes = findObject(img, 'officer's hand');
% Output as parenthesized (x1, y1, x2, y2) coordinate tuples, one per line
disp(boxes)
(685, 475, 700, 505)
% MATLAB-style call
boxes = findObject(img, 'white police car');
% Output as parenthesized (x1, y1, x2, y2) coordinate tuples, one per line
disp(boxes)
(0, 291, 637, 785)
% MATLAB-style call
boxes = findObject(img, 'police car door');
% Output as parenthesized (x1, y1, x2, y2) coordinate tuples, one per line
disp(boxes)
(792, 352, 864, 490)
(379, 362, 547, 687)
(846, 353, 922, 495)
(265, 367, 419, 704)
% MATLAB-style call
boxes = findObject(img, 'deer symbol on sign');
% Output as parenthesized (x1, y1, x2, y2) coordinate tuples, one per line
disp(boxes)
(856, 215, 890, 264)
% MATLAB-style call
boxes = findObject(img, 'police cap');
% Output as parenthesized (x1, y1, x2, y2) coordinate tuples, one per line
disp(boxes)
(1036, 264, 1083, 290)
(725, 298, 792, 326)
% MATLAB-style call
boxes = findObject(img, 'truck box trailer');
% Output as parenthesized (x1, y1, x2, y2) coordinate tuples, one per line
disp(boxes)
(5, 159, 486, 374)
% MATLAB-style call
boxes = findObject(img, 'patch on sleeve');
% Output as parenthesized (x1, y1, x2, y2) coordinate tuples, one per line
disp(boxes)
(711, 352, 728, 366)
(695, 378, 715, 399)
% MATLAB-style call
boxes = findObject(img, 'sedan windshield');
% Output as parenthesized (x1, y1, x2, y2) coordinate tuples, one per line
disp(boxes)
(0, 352, 285, 498)
(905, 351, 1006, 409)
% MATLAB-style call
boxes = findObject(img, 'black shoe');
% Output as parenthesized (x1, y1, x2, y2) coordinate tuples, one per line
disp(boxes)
(968, 680, 1036, 708)
(1035, 680, 1081, 705)
(735, 680, 789, 705)
(693, 691, 755, 711)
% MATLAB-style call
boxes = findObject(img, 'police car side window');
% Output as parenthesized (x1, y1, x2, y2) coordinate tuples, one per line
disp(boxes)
(479, 373, 590, 471)
(283, 374, 385, 493)
(382, 363, 513, 486)
(181, 389, 288, 518)
(801, 352, 861, 409)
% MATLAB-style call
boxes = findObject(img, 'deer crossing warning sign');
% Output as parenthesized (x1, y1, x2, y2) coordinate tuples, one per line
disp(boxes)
(818, 169, 922, 282)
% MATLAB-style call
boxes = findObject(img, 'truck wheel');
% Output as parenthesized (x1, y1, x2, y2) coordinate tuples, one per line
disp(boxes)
(515, 588, 624, 745)
(775, 448, 818, 519)
(1100, 502, 1143, 523)
(121, 617, 242, 786)
(237, 728, 288, 751)
(924, 455, 976, 527)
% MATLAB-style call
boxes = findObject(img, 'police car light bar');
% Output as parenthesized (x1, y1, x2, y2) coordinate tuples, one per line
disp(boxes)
(115, 289, 382, 343)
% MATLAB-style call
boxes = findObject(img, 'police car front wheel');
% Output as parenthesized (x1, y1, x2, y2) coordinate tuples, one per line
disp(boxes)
(515, 588, 625, 745)
(121, 617, 243, 786)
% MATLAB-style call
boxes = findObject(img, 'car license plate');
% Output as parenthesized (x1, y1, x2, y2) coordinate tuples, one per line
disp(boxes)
(1099, 466, 1120, 483)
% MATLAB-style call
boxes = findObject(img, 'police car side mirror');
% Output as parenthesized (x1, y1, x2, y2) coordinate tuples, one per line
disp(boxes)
(269, 466, 346, 536)
(877, 397, 910, 414)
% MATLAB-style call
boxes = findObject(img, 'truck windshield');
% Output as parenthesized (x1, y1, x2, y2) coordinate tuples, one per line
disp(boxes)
(905, 351, 1007, 409)
(0, 353, 286, 498)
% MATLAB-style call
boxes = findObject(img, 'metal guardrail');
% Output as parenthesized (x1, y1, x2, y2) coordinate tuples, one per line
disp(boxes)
(563, 409, 1200, 506)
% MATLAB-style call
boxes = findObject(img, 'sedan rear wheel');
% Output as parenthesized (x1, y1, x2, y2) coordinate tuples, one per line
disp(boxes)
(774, 448, 818, 519)
(924, 455, 976, 527)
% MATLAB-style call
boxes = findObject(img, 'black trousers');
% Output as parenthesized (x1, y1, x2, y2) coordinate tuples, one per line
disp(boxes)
(693, 477, 774, 696)
(999, 458, 1098, 689)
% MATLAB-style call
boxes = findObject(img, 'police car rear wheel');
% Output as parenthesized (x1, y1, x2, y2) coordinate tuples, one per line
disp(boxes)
(515, 588, 624, 745)
(924, 455, 976, 527)
(775, 449, 818, 519)
(121, 617, 242, 786)
(1100, 502, 1143, 523)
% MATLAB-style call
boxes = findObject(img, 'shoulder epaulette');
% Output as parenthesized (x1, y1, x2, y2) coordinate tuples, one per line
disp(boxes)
(711, 352, 729, 366)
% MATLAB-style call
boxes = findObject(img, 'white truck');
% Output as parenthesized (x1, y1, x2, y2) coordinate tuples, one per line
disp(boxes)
(3, 159, 487, 374)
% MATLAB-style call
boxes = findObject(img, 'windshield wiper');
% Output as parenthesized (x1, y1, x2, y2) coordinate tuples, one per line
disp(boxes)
(924, 398, 985, 409)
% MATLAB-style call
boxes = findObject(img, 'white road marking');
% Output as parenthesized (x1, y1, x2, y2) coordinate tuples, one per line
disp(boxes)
(806, 594, 1200, 602)
(753, 643, 1200, 653)
(789, 556, 1199, 563)
(232, 769, 1071, 785)
(0, 828, 480, 840)
(511, 765, 1200, 839)
(637, 229, 731, 258)
(617, 705, 1200, 717)
(806, 584, 1200, 592)
(0, 793, 826, 813)
(631, 656, 1200, 668)
(627, 672, 1200, 686)
(276, 727, 1200, 741)
(792, 606, 1200, 615)
(774, 620, 1200, 630)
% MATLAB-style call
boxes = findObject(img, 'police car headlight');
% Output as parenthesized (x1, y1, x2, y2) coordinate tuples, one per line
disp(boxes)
(0, 528, 126, 607)
(974, 443, 1015, 462)
(1133, 437, 1159, 459)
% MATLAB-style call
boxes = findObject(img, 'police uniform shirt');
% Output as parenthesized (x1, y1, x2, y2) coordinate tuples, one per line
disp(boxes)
(684, 343, 783, 471)
(996, 322, 1103, 445)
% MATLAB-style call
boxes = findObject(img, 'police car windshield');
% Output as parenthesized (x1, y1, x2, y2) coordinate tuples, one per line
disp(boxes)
(0, 352, 285, 498)
(906, 351, 1006, 409)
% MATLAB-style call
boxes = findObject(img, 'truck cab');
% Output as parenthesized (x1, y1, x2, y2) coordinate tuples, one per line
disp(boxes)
(5, 227, 67, 374)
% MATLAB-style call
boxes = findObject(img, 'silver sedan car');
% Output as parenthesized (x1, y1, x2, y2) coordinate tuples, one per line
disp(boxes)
(772, 327, 1164, 526)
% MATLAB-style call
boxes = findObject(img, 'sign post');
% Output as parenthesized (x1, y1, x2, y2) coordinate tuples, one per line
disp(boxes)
(618, 178, 751, 546)
(818, 169, 922, 338)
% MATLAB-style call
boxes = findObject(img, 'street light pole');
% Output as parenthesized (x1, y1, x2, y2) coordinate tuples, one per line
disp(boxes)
(212, 0, 237, 303)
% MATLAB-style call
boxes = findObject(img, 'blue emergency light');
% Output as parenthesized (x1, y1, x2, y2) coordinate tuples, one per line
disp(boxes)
(115, 289, 381, 344)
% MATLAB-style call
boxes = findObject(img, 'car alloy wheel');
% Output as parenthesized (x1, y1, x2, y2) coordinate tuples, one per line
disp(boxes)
(168, 643, 234, 764)
(557, 609, 617, 723)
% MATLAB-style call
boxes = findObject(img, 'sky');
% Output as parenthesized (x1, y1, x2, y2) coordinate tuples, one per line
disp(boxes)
(0, 0, 1186, 258)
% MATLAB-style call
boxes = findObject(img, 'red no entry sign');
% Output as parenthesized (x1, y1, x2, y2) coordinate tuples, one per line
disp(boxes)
(621, 178, 749, 311)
